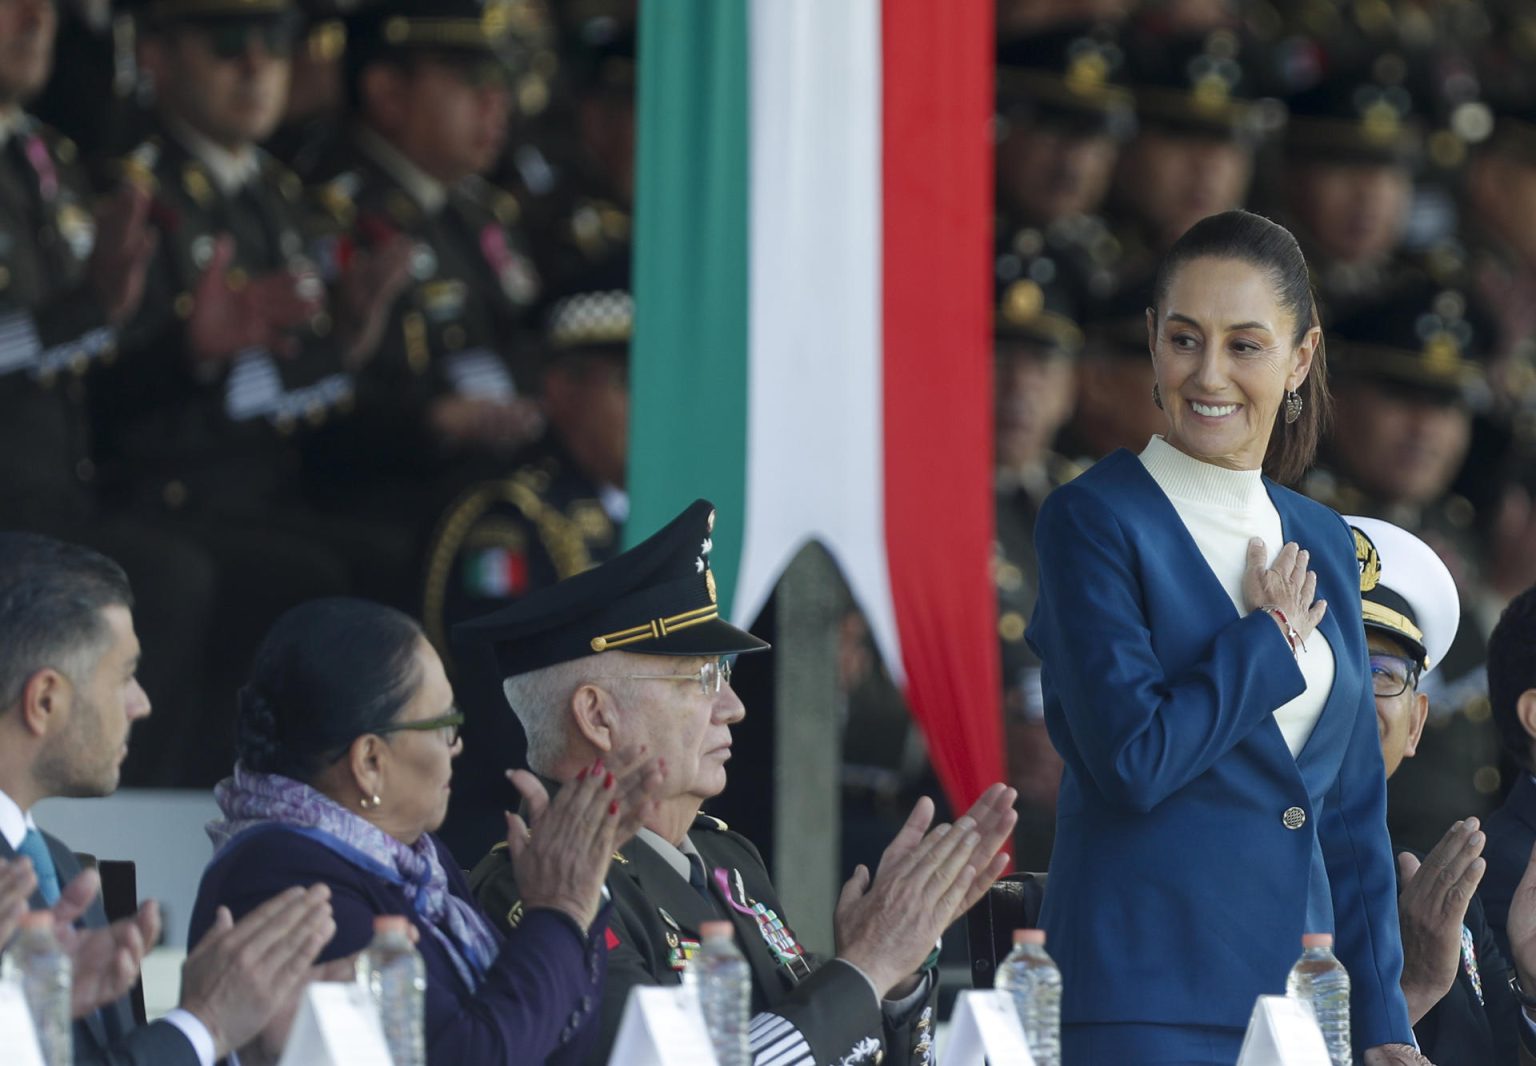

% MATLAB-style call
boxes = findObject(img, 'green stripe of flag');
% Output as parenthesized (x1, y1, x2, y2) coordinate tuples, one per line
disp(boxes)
(627, 0, 751, 616)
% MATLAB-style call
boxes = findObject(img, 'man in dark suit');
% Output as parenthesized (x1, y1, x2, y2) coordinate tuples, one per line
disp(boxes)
(0, 531, 337, 1065)
(1480, 586, 1536, 958)
(461, 499, 1017, 1066)
(1348, 517, 1536, 1063)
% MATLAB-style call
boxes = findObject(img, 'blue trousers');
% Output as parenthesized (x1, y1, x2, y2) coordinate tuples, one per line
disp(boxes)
(1063, 1022, 1246, 1065)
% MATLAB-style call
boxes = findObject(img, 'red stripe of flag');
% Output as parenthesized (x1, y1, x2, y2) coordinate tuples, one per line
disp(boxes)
(880, 0, 1005, 818)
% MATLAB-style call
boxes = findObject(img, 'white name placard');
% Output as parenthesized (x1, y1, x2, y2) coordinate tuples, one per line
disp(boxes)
(278, 982, 393, 1066)
(0, 982, 46, 1066)
(608, 985, 717, 1066)
(1237, 995, 1332, 1066)
(945, 989, 1037, 1066)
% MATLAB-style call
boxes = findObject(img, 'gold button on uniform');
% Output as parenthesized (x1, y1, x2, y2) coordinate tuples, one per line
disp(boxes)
(1282, 806, 1306, 830)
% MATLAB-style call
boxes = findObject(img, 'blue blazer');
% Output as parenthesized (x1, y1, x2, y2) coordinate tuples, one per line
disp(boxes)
(189, 825, 607, 1065)
(1026, 449, 1412, 1052)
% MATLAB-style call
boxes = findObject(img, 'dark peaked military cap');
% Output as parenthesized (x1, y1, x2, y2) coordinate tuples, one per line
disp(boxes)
(347, 0, 519, 60)
(997, 22, 1135, 139)
(455, 499, 770, 678)
(1284, 55, 1424, 164)
(1123, 28, 1283, 142)
(1328, 282, 1492, 399)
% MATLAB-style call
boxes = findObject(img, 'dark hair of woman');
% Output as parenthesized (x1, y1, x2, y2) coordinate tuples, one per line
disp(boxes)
(236, 597, 425, 782)
(1151, 209, 1332, 486)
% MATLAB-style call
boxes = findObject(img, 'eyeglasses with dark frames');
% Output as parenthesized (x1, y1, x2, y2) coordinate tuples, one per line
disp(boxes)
(1369, 653, 1420, 700)
(373, 710, 465, 746)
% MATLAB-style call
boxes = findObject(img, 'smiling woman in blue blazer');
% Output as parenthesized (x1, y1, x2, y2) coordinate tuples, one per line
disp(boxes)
(1027, 211, 1421, 1065)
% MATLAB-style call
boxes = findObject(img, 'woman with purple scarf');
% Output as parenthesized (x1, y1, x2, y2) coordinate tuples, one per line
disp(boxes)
(188, 598, 661, 1065)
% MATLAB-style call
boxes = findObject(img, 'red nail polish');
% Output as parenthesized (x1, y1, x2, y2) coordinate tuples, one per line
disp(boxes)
(577, 767, 588, 781)
(608, 800, 619, 816)
(594, 758, 605, 775)
(604, 772, 614, 790)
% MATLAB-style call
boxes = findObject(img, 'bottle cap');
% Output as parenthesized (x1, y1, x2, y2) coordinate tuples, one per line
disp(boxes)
(1013, 928, 1046, 946)
(1301, 933, 1333, 948)
(700, 921, 734, 940)
(19, 912, 53, 931)
(374, 915, 411, 935)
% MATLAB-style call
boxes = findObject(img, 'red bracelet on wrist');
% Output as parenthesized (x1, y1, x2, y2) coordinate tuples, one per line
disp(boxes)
(1259, 605, 1302, 656)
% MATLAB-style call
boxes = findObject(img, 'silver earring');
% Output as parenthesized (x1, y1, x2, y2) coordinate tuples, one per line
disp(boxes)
(1284, 390, 1303, 424)
(1152, 383, 1163, 410)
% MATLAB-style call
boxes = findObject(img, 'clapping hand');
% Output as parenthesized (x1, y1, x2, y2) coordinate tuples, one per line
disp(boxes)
(88, 183, 158, 325)
(1503, 841, 1536, 1020)
(186, 236, 325, 365)
(1395, 819, 1486, 1023)
(0, 857, 37, 946)
(48, 866, 161, 1021)
(833, 785, 1017, 998)
(505, 750, 665, 930)
(335, 235, 413, 370)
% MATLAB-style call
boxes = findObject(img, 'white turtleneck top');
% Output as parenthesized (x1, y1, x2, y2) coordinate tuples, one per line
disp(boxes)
(1138, 435, 1335, 757)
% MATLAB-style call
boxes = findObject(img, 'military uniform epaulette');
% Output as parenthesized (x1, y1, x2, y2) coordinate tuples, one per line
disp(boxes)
(693, 813, 729, 832)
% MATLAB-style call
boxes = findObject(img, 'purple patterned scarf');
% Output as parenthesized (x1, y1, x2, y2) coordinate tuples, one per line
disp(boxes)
(207, 766, 501, 991)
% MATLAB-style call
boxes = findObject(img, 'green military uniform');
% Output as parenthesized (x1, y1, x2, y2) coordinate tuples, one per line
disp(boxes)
(455, 500, 941, 1066)
(1307, 282, 1503, 851)
(0, 116, 116, 521)
(102, 127, 353, 512)
(471, 813, 935, 1066)
(306, 131, 541, 491)
(0, 111, 217, 788)
(991, 268, 1085, 871)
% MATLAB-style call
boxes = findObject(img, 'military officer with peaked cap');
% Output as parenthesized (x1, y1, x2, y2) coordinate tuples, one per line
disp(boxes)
(1278, 54, 1430, 319)
(302, 0, 545, 518)
(92, 0, 420, 778)
(1346, 515, 1536, 1066)
(463, 499, 1017, 1065)
(990, 264, 1082, 872)
(1106, 28, 1282, 296)
(1308, 282, 1502, 853)
(995, 21, 1134, 308)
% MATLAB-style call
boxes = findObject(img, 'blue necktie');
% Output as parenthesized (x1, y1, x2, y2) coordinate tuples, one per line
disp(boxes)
(17, 828, 60, 906)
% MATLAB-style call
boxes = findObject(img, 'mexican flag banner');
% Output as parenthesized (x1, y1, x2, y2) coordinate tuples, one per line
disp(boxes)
(627, 0, 1003, 812)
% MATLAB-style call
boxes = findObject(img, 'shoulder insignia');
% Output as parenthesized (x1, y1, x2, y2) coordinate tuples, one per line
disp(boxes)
(181, 162, 213, 207)
(506, 899, 524, 930)
(612, 850, 629, 865)
(693, 814, 729, 832)
(489, 840, 509, 854)
(492, 189, 521, 225)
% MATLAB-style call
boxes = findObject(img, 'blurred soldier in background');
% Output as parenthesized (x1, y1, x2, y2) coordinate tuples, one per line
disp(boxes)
(994, 21, 1134, 307)
(91, 0, 412, 781)
(1278, 56, 1425, 318)
(0, 0, 217, 788)
(423, 265, 630, 860)
(1106, 28, 1277, 294)
(991, 264, 1083, 871)
(302, 0, 544, 534)
(1310, 282, 1501, 852)
(1058, 281, 1166, 464)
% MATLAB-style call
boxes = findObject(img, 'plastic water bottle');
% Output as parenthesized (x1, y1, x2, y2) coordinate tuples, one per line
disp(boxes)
(1286, 932, 1351, 1066)
(682, 920, 751, 1066)
(364, 915, 426, 1066)
(1, 912, 73, 1066)
(995, 928, 1062, 1066)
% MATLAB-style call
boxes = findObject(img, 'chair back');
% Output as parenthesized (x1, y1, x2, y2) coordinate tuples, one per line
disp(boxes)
(89, 856, 149, 1027)
(965, 871, 1047, 988)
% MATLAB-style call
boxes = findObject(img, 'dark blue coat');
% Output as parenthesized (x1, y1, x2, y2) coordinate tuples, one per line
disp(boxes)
(1481, 771, 1536, 963)
(1026, 449, 1413, 1053)
(188, 825, 605, 1065)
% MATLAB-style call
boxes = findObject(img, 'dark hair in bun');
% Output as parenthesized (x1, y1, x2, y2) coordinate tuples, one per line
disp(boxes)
(236, 598, 426, 782)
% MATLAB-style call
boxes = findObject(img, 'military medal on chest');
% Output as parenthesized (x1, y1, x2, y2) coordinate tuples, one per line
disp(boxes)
(657, 907, 700, 972)
(712, 867, 813, 980)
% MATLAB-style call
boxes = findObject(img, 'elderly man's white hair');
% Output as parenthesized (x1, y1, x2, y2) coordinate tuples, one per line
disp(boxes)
(502, 654, 628, 773)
